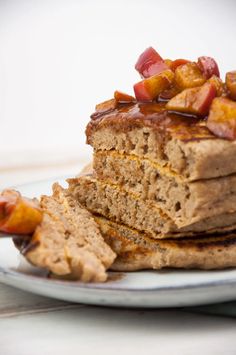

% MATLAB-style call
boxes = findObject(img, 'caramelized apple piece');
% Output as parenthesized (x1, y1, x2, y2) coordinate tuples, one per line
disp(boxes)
(207, 97, 236, 139)
(159, 85, 181, 101)
(164, 59, 172, 67)
(169, 59, 190, 72)
(197, 56, 220, 79)
(134, 70, 174, 102)
(95, 99, 117, 114)
(114, 91, 136, 103)
(166, 82, 216, 116)
(175, 62, 206, 89)
(226, 71, 236, 100)
(208, 75, 225, 97)
(135, 47, 169, 78)
(0, 190, 42, 235)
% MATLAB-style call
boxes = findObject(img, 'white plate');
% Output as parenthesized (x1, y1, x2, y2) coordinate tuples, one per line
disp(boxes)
(1, 178, 236, 308)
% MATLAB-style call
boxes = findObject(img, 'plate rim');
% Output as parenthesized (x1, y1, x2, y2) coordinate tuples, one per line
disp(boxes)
(1, 265, 236, 293)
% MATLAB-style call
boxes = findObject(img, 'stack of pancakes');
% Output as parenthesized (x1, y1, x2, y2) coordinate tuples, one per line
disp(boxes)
(68, 101, 236, 270)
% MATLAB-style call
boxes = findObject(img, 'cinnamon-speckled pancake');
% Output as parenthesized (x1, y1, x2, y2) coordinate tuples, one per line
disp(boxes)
(93, 150, 236, 227)
(87, 101, 236, 181)
(68, 175, 236, 239)
(95, 215, 236, 270)
(19, 184, 115, 282)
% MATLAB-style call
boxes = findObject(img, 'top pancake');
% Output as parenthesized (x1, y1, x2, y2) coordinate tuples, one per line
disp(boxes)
(86, 101, 236, 181)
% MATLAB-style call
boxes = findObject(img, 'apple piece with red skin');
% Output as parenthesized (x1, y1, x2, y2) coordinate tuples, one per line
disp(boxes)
(197, 56, 220, 79)
(166, 82, 216, 116)
(135, 47, 169, 78)
(207, 97, 236, 140)
(134, 70, 174, 102)
(175, 62, 206, 89)
(114, 91, 136, 103)
(0, 190, 43, 235)
(226, 71, 236, 100)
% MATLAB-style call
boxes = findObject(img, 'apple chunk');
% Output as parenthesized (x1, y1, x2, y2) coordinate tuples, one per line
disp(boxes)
(197, 56, 220, 79)
(94, 99, 117, 115)
(0, 190, 42, 235)
(169, 58, 190, 72)
(114, 91, 136, 103)
(208, 75, 225, 97)
(207, 97, 236, 139)
(175, 62, 206, 89)
(159, 85, 181, 101)
(226, 71, 236, 100)
(133, 70, 174, 102)
(166, 82, 216, 116)
(135, 47, 169, 78)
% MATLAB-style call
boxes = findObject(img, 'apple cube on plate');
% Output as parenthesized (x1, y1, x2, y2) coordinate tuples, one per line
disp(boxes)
(0, 190, 42, 235)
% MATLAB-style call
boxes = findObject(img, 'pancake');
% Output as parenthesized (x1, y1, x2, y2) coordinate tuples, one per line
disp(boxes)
(24, 183, 116, 282)
(95, 215, 236, 270)
(68, 175, 236, 239)
(93, 150, 236, 227)
(87, 102, 236, 181)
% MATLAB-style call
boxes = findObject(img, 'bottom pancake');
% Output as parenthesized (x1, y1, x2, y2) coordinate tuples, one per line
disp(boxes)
(94, 215, 236, 270)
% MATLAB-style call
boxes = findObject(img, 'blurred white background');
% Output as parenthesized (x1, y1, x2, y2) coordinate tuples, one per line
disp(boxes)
(0, 0, 236, 184)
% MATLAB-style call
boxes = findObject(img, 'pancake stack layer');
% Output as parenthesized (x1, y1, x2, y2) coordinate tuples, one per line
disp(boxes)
(68, 102, 236, 270)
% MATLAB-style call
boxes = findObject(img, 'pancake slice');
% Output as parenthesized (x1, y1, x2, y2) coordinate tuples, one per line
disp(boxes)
(24, 183, 116, 282)
(94, 150, 236, 227)
(68, 175, 236, 239)
(95, 215, 236, 270)
(87, 102, 236, 181)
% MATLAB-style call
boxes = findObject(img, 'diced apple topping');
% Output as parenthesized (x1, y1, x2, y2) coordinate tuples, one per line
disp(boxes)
(169, 59, 190, 72)
(95, 99, 118, 114)
(208, 75, 225, 97)
(166, 82, 216, 116)
(0, 190, 43, 235)
(164, 59, 173, 67)
(135, 47, 169, 78)
(207, 97, 236, 139)
(226, 71, 236, 100)
(175, 62, 206, 89)
(133, 70, 174, 102)
(197, 56, 220, 79)
(98, 46, 236, 140)
(114, 91, 136, 103)
(159, 85, 181, 101)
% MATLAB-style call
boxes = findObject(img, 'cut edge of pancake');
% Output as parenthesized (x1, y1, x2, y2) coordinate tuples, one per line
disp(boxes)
(25, 183, 116, 282)
(95, 215, 236, 271)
